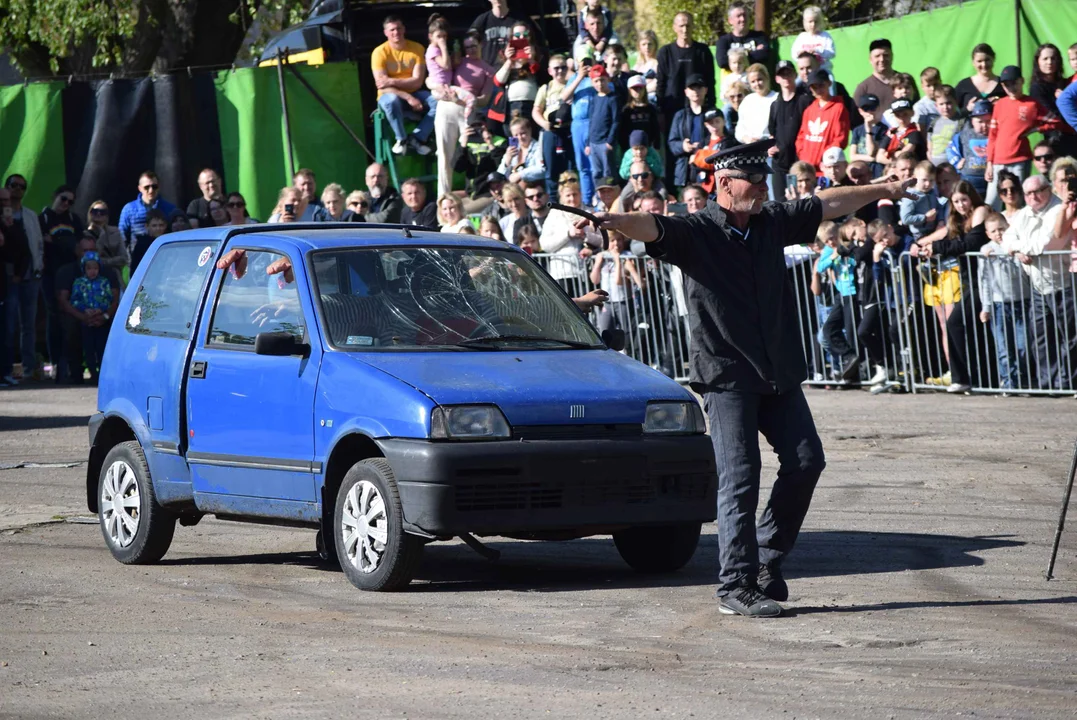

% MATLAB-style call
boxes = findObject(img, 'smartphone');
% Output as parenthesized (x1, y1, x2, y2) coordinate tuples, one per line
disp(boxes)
(284, 203, 294, 215)
(1, 206, 11, 220)
(508, 137, 519, 149)
(666, 202, 688, 216)
(785, 173, 797, 190)
(509, 37, 529, 53)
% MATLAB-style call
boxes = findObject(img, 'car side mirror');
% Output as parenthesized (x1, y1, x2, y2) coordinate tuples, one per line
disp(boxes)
(254, 331, 310, 357)
(601, 329, 625, 352)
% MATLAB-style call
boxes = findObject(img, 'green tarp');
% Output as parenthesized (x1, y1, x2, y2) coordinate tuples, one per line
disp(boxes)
(0, 81, 67, 213)
(214, 62, 368, 222)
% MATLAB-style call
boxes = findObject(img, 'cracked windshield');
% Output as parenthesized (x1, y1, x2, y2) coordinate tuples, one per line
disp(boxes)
(314, 247, 602, 350)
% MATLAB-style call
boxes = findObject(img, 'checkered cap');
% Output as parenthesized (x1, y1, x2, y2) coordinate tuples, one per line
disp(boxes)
(705, 138, 775, 174)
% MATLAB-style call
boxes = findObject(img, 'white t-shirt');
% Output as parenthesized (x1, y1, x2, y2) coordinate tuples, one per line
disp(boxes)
(599, 251, 636, 303)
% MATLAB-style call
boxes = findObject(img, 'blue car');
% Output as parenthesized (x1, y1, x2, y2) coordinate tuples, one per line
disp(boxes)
(87, 224, 717, 590)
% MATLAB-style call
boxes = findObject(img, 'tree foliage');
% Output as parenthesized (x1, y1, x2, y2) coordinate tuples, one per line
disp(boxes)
(0, 0, 313, 78)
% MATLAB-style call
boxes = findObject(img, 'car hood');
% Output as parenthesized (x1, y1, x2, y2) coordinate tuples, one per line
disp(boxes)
(351, 350, 691, 426)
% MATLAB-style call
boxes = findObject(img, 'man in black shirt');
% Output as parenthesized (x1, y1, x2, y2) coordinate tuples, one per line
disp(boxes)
(186, 168, 224, 228)
(470, 0, 542, 68)
(715, 2, 771, 72)
(579, 140, 914, 617)
(656, 12, 716, 188)
(398, 179, 438, 229)
(768, 61, 812, 201)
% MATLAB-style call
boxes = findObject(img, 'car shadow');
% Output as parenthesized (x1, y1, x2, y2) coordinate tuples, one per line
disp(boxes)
(156, 529, 1025, 594)
(0, 414, 93, 432)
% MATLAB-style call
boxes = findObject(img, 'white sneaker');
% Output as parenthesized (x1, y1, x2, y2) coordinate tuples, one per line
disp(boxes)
(946, 383, 971, 394)
(391, 139, 407, 155)
(409, 136, 432, 156)
(870, 382, 892, 395)
(867, 364, 887, 385)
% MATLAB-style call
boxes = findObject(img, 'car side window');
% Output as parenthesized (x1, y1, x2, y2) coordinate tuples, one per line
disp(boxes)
(126, 242, 219, 339)
(207, 250, 305, 348)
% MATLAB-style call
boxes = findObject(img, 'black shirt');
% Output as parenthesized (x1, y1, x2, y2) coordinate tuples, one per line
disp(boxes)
(186, 197, 216, 227)
(618, 104, 660, 150)
(768, 86, 813, 172)
(647, 196, 824, 394)
(656, 41, 716, 108)
(954, 76, 1005, 113)
(471, 10, 540, 68)
(715, 31, 771, 72)
(400, 203, 438, 229)
(40, 208, 84, 276)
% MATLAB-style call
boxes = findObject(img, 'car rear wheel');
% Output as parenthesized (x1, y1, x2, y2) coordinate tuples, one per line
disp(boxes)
(334, 458, 423, 591)
(613, 522, 702, 573)
(98, 441, 176, 564)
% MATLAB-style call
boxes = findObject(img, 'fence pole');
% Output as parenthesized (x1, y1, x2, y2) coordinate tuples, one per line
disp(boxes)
(1015, 0, 1023, 76)
(276, 49, 296, 182)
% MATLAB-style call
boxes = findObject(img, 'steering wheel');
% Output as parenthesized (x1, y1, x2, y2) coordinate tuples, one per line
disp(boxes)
(547, 202, 609, 248)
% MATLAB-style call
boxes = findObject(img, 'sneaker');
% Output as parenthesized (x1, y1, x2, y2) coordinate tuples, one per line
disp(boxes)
(867, 364, 887, 385)
(870, 382, 893, 395)
(941, 371, 952, 386)
(718, 585, 783, 618)
(840, 357, 861, 381)
(1, 375, 17, 386)
(391, 139, 407, 155)
(946, 383, 971, 394)
(408, 136, 432, 156)
(757, 564, 788, 602)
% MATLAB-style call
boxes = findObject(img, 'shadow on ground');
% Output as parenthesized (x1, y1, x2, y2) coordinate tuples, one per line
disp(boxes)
(156, 529, 1024, 594)
(0, 415, 92, 432)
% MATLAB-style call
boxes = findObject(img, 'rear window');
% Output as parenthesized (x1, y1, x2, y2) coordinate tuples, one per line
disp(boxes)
(125, 242, 219, 339)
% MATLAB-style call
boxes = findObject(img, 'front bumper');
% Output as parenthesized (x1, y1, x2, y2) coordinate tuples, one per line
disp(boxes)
(378, 435, 717, 536)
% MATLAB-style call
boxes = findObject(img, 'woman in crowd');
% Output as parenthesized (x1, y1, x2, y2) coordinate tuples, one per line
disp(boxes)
(169, 210, 191, 232)
(954, 43, 1004, 113)
(345, 190, 371, 221)
(633, 29, 659, 102)
(913, 180, 990, 393)
(996, 169, 1025, 220)
(268, 187, 305, 223)
(433, 29, 495, 199)
(1030, 44, 1077, 155)
(735, 63, 777, 145)
(497, 183, 529, 241)
(490, 23, 539, 137)
(497, 116, 546, 184)
(539, 177, 599, 293)
(225, 192, 258, 225)
(722, 81, 749, 144)
(207, 198, 230, 227)
(84, 200, 129, 277)
(321, 183, 354, 221)
(437, 194, 470, 233)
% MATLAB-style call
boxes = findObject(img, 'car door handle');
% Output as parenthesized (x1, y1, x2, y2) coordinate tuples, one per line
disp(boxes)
(190, 361, 207, 379)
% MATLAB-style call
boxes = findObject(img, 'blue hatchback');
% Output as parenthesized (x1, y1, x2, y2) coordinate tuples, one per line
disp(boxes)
(87, 224, 717, 590)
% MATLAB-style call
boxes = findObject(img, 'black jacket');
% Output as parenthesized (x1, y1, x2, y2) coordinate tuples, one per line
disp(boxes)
(768, 86, 813, 172)
(715, 31, 771, 71)
(366, 186, 403, 225)
(656, 41, 716, 108)
(618, 104, 660, 151)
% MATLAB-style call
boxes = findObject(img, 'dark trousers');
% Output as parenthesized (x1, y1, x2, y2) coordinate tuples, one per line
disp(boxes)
(858, 302, 900, 368)
(81, 324, 108, 379)
(41, 273, 64, 376)
(1030, 288, 1077, 391)
(946, 294, 996, 388)
(60, 314, 85, 384)
(822, 295, 859, 367)
(0, 293, 9, 378)
(703, 386, 826, 596)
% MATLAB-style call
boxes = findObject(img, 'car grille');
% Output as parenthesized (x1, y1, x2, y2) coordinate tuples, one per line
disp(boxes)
(511, 424, 643, 441)
(454, 473, 713, 513)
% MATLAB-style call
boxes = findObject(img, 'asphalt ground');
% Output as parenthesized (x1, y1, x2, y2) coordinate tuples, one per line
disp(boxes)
(1, 385, 1076, 719)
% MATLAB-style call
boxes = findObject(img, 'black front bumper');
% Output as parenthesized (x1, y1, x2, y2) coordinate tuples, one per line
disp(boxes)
(378, 435, 717, 536)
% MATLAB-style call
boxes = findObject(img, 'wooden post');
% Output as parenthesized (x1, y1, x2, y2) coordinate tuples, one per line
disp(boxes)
(1014, 0, 1023, 75)
(755, 0, 771, 35)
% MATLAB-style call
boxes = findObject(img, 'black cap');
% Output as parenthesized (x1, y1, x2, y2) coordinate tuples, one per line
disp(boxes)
(705, 138, 774, 174)
(703, 108, 722, 122)
(685, 73, 707, 88)
(890, 98, 913, 113)
(595, 177, 621, 190)
(808, 69, 831, 86)
(869, 38, 892, 52)
(857, 93, 880, 110)
(999, 65, 1022, 83)
(775, 60, 795, 76)
(485, 171, 507, 186)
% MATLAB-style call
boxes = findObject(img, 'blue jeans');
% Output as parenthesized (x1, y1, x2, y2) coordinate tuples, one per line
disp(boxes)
(540, 129, 573, 198)
(815, 302, 833, 373)
(5, 278, 40, 374)
(703, 386, 826, 596)
(570, 120, 594, 205)
(990, 300, 1031, 390)
(378, 89, 436, 143)
(588, 142, 612, 186)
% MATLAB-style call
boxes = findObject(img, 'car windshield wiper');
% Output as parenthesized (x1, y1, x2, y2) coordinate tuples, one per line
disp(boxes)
(457, 334, 598, 349)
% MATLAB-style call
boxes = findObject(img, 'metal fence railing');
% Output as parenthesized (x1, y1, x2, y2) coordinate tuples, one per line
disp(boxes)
(531, 247, 1077, 397)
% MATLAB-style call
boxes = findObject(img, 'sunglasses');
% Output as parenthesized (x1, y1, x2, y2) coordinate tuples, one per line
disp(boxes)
(1035, 154, 1056, 162)
(512, 31, 527, 38)
(463, 43, 479, 50)
(142, 184, 159, 191)
(1029, 186, 1052, 195)
(999, 186, 1019, 194)
(550, 65, 567, 72)
(631, 172, 651, 180)
(59, 195, 74, 204)
(90, 207, 108, 215)
(7, 181, 26, 190)
(728, 93, 746, 99)
(726, 171, 768, 185)
(227, 201, 245, 208)
(525, 193, 546, 200)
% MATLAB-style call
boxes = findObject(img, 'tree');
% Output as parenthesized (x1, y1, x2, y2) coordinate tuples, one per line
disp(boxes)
(0, 0, 312, 78)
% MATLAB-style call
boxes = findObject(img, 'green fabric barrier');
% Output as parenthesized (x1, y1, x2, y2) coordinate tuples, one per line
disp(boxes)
(0, 81, 67, 214)
(215, 62, 368, 222)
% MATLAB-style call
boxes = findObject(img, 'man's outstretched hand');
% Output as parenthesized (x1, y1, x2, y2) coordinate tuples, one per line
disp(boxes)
(217, 248, 294, 284)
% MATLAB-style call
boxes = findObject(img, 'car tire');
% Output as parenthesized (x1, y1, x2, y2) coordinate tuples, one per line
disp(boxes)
(97, 440, 176, 564)
(613, 522, 701, 573)
(334, 458, 423, 591)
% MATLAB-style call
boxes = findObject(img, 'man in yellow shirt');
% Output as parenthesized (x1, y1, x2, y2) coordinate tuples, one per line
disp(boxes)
(373, 15, 436, 156)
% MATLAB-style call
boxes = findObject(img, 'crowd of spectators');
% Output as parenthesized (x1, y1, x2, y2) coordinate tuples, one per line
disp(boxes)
(5, 0, 1077, 395)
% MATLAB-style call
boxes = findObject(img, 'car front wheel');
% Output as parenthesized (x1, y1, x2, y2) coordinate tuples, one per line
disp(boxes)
(334, 458, 423, 591)
(98, 441, 176, 564)
(613, 522, 702, 573)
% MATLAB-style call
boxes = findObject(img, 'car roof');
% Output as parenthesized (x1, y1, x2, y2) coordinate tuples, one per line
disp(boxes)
(161, 223, 522, 253)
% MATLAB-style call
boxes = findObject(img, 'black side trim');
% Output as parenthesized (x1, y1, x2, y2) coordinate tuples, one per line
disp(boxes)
(186, 451, 322, 474)
(152, 440, 180, 456)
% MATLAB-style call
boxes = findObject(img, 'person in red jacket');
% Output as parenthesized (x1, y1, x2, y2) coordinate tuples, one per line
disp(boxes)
(795, 68, 850, 170)
(986, 64, 1060, 208)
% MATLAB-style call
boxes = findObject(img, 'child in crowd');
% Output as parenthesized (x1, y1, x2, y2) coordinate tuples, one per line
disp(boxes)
(1069, 43, 1077, 76)
(130, 209, 169, 273)
(818, 218, 863, 381)
(425, 16, 479, 121)
(913, 67, 941, 128)
(986, 65, 1060, 208)
(589, 229, 643, 344)
(620, 130, 665, 182)
(925, 85, 963, 166)
(790, 6, 836, 73)
(849, 93, 888, 178)
(70, 250, 114, 381)
(900, 161, 941, 241)
(690, 110, 730, 195)
(720, 49, 750, 103)
(881, 73, 919, 128)
(857, 219, 902, 391)
(478, 216, 505, 241)
(618, 75, 659, 153)
(795, 69, 849, 170)
(577, 0, 615, 56)
(879, 98, 926, 163)
(452, 123, 507, 200)
(722, 81, 749, 143)
(586, 64, 619, 189)
(979, 211, 1032, 390)
(810, 221, 840, 377)
(947, 99, 991, 198)
(786, 161, 820, 200)
(668, 73, 713, 188)
(514, 222, 542, 254)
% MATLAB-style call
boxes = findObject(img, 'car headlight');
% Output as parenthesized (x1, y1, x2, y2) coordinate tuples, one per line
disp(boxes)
(643, 401, 706, 434)
(430, 405, 511, 440)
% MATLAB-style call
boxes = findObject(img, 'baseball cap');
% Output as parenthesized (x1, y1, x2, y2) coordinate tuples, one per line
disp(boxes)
(857, 93, 880, 111)
(821, 147, 846, 166)
(595, 177, 620, 190)
(629, 129, 649, 147)
(970, 99, 993, 117)
(703, 108, 722, 123)
(808, 69, 831, 86)
(775, 60, 795, 76)
(485, 171, 507, 187)
(999, 65, 1022, 83)
(588, 63, 608, 80)
(869, 38, 892, 52)
(685, 72, 706, 88)
(890, 98, 913, 113)
(627, 74, 646, 90)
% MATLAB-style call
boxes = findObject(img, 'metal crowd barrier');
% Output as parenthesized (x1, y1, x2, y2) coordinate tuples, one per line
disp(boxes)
(531, 247, 1077, 396)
